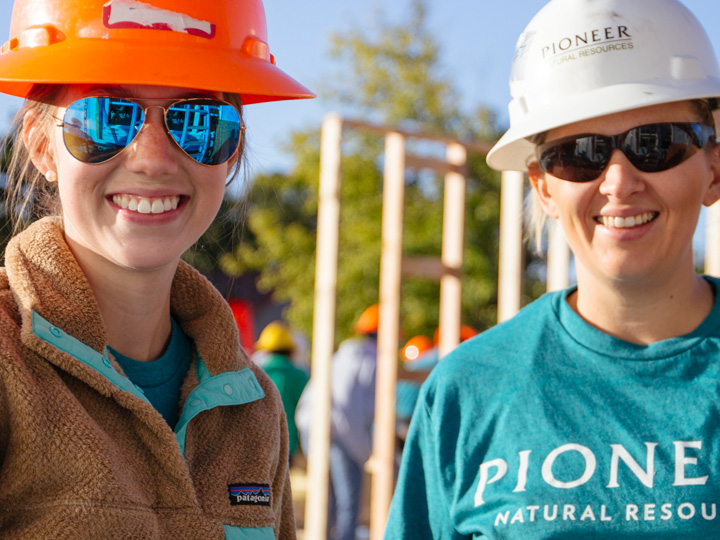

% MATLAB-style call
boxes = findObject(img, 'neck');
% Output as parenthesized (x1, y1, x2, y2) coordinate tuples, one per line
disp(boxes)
(67, 239, 177, 362)
(572, 264, 714, 345)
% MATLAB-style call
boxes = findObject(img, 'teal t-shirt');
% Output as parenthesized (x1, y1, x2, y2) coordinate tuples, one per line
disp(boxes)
(385, 277, 720, 539)
(111, 318, 192, 428)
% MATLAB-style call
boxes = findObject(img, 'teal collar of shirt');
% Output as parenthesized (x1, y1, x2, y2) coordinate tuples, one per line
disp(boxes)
(31, 309, 265, 456)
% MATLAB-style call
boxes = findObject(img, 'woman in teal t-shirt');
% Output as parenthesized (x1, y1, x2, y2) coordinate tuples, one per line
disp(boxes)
(385, 0, 720, 538)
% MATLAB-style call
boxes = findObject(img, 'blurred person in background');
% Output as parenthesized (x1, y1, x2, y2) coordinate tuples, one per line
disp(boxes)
(297, 304, 379, 540)
(395, 334, 434, 447)
(395, 326, 477, 447)
(256, 321, 309, 462)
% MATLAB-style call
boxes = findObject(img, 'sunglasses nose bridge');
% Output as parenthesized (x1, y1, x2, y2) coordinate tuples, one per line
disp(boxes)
(141, 104, 169, 128)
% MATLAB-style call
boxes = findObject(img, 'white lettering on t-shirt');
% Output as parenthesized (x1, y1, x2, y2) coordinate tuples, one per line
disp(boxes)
(510, 508, 525, 524)
(678, 503, 696, 520)
(475, 458, 508, 506)
(702, 503, 717, 520)
(514, 450, 532, 493)
(475, 440, 713, 512)
(542, 444, 596, 489)
(580, 505, 596, 521)
(674, 441, 708, 486)
(607, 442, 657, 488)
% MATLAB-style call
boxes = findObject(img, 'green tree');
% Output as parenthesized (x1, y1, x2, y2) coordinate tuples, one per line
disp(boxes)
(223, 0, 510, 344)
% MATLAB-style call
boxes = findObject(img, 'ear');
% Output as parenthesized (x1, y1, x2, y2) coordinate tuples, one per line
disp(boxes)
(528, 161, 559, 219)
(702, 144, 720, 207)
(22, 110, 57, 180)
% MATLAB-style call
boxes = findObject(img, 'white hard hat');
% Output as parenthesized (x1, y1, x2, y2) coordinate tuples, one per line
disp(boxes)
(486, 0, 720, 172)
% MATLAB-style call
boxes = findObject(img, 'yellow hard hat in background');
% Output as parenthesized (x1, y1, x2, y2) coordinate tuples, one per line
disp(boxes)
(255, 321, 295, 353)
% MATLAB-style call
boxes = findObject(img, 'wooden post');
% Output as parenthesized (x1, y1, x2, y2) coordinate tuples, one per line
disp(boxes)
(546, 221, 570, 291)
(305, 113, 343, 540)
(369, 132, 406, 540)
(497, 171, 525, 322)
(705, 202, 720, 277)
(438, 143, 467, 358)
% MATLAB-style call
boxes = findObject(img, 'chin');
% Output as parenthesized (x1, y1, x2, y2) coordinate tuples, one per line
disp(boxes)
(111, 246, 186, 272)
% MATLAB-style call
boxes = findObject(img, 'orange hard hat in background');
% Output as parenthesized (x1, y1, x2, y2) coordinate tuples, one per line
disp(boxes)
(401, 335, 433, 362)
(433, 324, 478, 345)
(354, 304, 380, 335)
(0, 0, 314, 103)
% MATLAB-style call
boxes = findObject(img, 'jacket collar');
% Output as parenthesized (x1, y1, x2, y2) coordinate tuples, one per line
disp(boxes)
(5, 217, 251, 378)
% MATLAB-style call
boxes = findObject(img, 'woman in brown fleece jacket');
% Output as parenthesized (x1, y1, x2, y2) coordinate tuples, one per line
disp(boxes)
(0, 0, 313, 538)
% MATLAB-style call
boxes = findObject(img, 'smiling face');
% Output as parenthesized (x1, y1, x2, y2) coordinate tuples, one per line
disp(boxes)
(26, 84, 235, 276)
(529, 101, 720, 289)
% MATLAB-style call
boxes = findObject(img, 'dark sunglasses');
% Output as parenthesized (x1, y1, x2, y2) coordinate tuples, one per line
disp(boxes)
(537, 122, 716, 183)
(57, 96, 244, 166)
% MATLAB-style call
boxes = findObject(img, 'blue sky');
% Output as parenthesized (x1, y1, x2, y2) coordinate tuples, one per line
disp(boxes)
(0, 0, 718, 175)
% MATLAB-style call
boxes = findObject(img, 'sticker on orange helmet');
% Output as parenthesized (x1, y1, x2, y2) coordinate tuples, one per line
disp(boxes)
(103, 0, 216, 39)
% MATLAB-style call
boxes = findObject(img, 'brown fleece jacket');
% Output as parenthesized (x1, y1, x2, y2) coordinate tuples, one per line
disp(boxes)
(0, 218, 296, 539)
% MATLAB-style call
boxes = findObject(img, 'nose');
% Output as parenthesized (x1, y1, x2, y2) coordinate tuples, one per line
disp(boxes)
(597, 149, 646, 200)
(123, 107, 179, 177)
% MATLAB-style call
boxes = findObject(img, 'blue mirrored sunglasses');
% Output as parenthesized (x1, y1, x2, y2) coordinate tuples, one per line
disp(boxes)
(58, 96, 244, 166)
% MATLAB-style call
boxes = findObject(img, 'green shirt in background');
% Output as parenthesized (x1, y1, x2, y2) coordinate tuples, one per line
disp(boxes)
(262, 353, 309, 457)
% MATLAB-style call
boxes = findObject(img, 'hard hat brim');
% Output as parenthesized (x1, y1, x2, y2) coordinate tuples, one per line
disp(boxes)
(0, 39, 315, 104)
(487, 79, 720, 172)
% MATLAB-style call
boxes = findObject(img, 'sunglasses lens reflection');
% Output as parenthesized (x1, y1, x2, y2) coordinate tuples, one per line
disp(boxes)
(62, 97, 242, 166)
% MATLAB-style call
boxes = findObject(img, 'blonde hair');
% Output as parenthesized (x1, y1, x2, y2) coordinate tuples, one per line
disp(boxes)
(4, 84, 63, 234)
(3, 84, 246, 235)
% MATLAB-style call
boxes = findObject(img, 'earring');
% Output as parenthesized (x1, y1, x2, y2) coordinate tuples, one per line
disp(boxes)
(45, 171, 57, 183)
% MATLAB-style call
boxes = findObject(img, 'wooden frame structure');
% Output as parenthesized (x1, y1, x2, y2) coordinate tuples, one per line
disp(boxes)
(305, 113, 491, 540)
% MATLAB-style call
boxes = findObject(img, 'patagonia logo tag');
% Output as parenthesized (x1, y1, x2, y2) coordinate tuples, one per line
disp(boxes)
(228, 483, 271, 506)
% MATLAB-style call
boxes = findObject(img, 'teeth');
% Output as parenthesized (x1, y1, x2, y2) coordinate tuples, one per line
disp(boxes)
(112, 195, 181, 214)
(151, 200, 165, 213)
(137, 199, 151, 214)
(599, 212, 656, 229)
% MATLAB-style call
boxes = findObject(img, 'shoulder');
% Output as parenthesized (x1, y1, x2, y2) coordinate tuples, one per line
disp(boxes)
(421, 292, 563, 410)
(334, 336, 376, 361)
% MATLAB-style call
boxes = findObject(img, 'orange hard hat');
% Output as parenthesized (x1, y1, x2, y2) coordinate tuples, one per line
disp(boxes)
(401, 335, 433, 362)
(0, 0, 314, 103)
(433, 324, 478, 345)
(354, 304, 380, 335)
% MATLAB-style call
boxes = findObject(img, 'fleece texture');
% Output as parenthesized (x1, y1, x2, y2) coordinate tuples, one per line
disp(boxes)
(0, 218, 295, 539)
